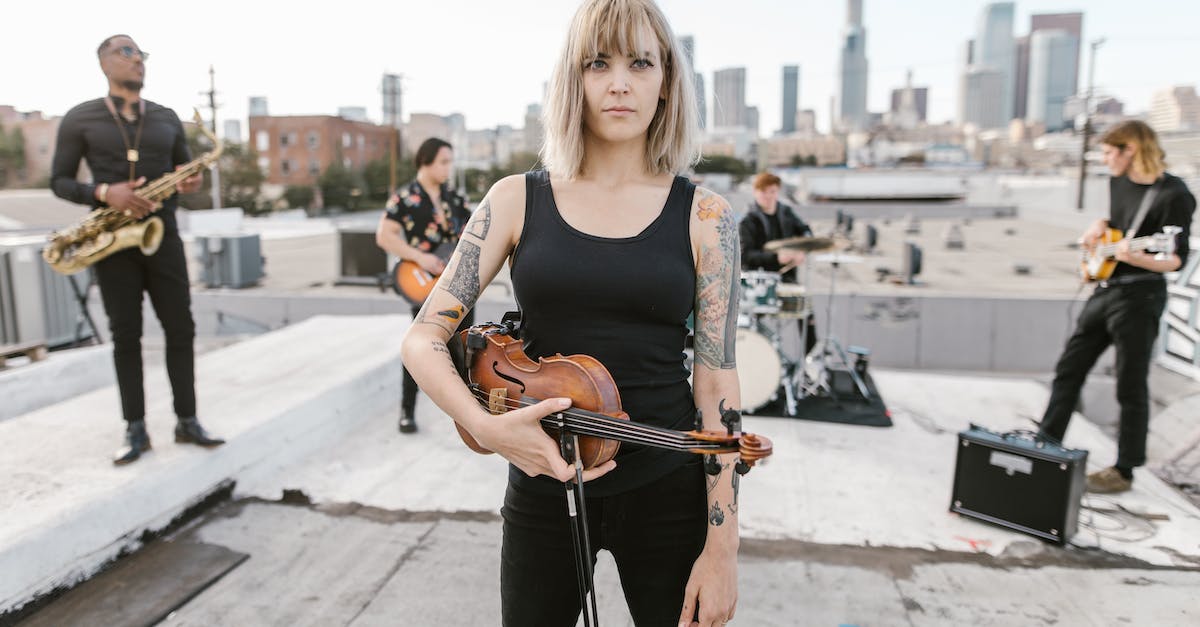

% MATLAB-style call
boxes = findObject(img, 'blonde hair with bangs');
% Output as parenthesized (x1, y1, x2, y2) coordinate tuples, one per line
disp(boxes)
(541, 0, 700, 179)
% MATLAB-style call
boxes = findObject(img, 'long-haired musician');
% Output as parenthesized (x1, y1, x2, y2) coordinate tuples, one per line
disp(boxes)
(1038, 120, 1195, 493)
(50, 34, 223, 465)
(375, 137, 472, 433)
(400, 1, 742, 624)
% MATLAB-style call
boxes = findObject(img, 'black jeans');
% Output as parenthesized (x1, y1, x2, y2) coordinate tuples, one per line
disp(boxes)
(402, 304, 474, 412)
(1040, 280, 1167, 468)
(500, 461, 708, 626)
(94, 231, 196, 423)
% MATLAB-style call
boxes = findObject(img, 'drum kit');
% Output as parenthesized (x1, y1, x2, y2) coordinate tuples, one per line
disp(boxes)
(735, 235, 874, 415)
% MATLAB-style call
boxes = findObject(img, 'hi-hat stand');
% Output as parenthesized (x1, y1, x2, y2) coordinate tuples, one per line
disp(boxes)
(799, 256, 871, 401)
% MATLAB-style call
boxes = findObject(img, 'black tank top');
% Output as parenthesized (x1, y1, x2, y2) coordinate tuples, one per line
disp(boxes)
(509, 170, 698, 497)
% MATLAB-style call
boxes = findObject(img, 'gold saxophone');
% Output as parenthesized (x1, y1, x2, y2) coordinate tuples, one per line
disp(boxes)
(42, 111, 224, 275)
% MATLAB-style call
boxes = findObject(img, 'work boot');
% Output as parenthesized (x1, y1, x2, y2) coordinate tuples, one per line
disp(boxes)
(399, 407, 417, 434)
(113, 420, 151, 465)
(1086, 467, 1132, 494)
(175, 416, 225, 447)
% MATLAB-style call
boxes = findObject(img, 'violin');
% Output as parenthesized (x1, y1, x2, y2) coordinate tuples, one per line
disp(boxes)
(454, 322, 773, 472)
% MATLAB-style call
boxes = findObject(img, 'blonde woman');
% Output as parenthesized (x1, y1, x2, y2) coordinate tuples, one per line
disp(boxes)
(401, 0, 741, 624)
(1038, 120, 1195, 493)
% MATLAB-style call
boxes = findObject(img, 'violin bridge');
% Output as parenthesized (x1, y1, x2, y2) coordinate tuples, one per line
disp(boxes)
(488, 388, 509, 414)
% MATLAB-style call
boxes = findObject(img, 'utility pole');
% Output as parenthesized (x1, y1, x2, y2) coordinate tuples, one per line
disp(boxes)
(1076, 38, 1105, 211)
(204, 65, 223, 209)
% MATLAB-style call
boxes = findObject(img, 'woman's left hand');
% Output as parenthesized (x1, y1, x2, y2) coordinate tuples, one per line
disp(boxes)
(678, 546, 738, 627)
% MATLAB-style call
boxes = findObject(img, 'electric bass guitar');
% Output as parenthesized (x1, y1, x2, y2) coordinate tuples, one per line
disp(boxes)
(1079, 226, 1181, 282)
(390, 241, 456, 305)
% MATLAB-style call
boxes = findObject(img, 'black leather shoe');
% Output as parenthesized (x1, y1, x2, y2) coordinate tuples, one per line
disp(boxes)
(399, 408, 417, 434)
(175, 416, 225, 447)
(113, 421, 151, 465)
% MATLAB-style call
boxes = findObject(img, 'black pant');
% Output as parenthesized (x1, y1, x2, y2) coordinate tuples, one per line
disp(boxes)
(1040, 281, 1167, 468)
(500, 461, 708, 626)
(402, 305, 474, 412)
(94, 231, 196, 423)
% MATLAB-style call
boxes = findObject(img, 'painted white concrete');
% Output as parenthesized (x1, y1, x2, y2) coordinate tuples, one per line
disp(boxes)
(0, 344, 113, 422)
(0, 315, 406, 613)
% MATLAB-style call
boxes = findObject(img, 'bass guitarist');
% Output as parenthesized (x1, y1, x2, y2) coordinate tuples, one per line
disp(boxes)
(1038, 120, 1195, 493)
(375, 137, 473, 433)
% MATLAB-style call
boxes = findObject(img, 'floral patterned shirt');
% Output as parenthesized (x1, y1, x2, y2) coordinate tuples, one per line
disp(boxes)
(383, 180, 470, 253)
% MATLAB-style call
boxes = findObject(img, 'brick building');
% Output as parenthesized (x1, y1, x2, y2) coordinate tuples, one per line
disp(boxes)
(0, 105, 62, 187)
(248, 115, 395, 186)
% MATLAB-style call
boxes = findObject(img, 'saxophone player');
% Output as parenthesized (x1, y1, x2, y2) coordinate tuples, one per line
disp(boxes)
(50, 34, 224, 465)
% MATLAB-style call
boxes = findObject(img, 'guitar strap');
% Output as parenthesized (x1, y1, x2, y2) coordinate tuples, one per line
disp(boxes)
(1124, 178, 1163, 239)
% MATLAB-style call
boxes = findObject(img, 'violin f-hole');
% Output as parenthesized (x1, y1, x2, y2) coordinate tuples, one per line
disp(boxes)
(492, 360, 526, 394)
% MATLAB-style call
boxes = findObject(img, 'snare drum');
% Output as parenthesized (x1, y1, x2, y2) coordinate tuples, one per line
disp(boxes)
(736, 327, 782, 411)
(739, 271, 781, 315)
(776, 283, 809, 318)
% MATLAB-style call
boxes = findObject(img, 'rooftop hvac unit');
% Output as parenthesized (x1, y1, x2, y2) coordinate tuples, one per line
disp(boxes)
(195, 234, 264, 289)
(0, 238, 94, 347)
(337, 228, 387, 285)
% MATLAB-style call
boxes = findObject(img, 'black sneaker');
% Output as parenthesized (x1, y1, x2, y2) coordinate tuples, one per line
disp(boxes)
(399, 408, 417, 434)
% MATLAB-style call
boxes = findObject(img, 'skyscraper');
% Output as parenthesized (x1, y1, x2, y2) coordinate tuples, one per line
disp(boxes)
(381, 73, 403, 129)
(781, 65, 799, 134)
(1027, 29, 1079, 131)
(713, 67, 747, 128)
(837, 0, 869, 131)
(1015, 13, 1083, 122)
(972, 2, 1015, 127)
(678, 35, 706, 131)
(890, 86, 928, 122)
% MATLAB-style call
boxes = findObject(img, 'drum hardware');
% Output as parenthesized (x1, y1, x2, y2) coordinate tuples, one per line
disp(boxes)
(799, 253, 872, 402)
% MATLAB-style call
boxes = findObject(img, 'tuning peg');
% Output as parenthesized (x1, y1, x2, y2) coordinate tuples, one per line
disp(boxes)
(704, 454, 722, 476)
(735, 460, 751, 475)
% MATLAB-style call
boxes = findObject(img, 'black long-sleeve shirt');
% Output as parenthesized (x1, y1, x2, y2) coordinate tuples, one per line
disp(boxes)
(51, 96, 191, 231)
(1109, 173, 1196, 279)
(738, 201, 813, 283)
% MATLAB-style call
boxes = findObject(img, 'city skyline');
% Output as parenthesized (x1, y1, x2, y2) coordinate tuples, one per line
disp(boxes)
(4, 0, 1200, 137)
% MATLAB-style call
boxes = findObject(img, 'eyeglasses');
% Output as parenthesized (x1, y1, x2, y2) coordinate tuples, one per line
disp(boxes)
(110, 45, 149, 61)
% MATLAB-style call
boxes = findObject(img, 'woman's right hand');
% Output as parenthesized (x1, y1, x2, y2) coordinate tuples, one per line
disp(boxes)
(467, 397, 617, 483)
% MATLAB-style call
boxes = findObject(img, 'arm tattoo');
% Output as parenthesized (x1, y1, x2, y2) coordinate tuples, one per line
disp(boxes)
(431, 341, 460, 377)
(694, 193, 741, 369)
(443, 240, 481, 310)
(465, 199, 491, 241)
(729, 472, 739, 515)
(709, 502, 726, 527)
(414, 299, 455, 334)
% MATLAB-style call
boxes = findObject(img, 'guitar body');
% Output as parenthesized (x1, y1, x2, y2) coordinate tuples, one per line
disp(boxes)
(391, 260, 439, 305)
(1080, 227, 1124, 282)
(390, 241, 456, 305)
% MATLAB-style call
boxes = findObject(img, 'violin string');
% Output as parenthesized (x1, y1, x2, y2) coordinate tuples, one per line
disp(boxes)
(467, 388, 731, 450)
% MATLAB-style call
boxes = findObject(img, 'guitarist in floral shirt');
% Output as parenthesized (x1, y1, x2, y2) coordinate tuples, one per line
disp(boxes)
(375, 137, 472, 433)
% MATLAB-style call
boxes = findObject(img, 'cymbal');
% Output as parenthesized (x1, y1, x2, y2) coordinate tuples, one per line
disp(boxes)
(763, 236, 849, 253)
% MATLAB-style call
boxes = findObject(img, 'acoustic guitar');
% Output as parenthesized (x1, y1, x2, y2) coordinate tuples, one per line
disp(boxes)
(390, 241, 456, 305)
(1079, 226, 1180, 282)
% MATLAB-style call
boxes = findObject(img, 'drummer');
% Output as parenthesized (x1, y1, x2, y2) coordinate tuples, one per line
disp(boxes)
(739, 171, 818, 355)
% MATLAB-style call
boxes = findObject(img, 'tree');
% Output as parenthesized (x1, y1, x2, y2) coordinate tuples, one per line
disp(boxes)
(0, 126, 26, 188)
(694, 154, 750, 178)
(318, 157, 365, 212)
(177, 127, 267, 213)
(283, 185, 315, 209)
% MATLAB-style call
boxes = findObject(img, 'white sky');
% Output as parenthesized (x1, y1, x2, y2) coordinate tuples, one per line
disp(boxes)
(4, 0, 1198, 137)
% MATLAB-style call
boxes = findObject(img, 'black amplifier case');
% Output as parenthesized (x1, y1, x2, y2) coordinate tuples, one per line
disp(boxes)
(950, 426, 1088, 544)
